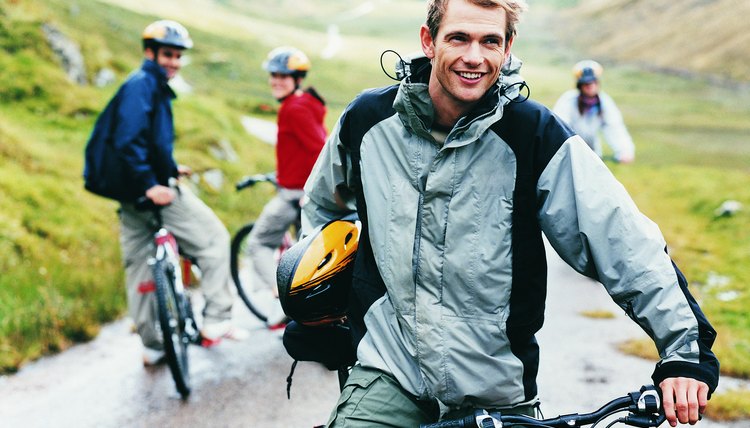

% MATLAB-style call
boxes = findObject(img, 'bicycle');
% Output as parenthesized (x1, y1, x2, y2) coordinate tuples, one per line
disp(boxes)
(139, 198, 201, 399)
(230, 172, 301, 323)
(420, 385, 666, 428)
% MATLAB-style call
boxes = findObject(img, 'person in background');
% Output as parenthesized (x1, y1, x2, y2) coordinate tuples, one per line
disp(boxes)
(301, 0, 718, 426)
(245, 46, 327, 328)
(102, 20, 248, 365)
(553, 60, 635, 163)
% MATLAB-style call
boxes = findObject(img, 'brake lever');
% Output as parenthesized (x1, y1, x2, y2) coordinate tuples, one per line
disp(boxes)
(620, 413, 666, 428)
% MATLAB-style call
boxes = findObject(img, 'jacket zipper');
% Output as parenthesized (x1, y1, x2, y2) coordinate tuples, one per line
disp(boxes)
(412, 192, 424, 286)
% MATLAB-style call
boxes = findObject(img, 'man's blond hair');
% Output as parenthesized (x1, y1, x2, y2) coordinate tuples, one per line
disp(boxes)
(425, 0, 529, 43)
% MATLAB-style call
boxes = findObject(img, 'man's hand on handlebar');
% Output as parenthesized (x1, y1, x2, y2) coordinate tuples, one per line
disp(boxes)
(659, 377, 709, 427)
(146, 184, 176, 206)
(177, 164, 193, 177)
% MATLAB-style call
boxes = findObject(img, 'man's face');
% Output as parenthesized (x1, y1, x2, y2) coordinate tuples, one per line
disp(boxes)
(146, 46, 183, 80)
(269, 72, 297, 100)
(421, 0, 513, 117)
(579, 81, 599, 97)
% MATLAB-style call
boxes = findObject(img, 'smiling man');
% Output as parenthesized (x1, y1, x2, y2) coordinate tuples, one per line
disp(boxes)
(301, 1, 719, 427)
(422, 0, 513, 126)
(86, 20, 247, 366)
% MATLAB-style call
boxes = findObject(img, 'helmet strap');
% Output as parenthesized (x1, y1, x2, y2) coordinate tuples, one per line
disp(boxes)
(143, 42, 161, 60)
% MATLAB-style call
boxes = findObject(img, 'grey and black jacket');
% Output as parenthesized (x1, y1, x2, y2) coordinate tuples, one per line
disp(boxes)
(302, 55, 719, 410)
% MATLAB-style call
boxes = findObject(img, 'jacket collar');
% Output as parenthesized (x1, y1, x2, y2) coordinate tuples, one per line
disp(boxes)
(393, 53, 525, 148)
(142, 59, 177, 99)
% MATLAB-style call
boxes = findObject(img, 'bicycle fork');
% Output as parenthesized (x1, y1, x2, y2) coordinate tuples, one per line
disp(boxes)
(152, 229, 200, 343)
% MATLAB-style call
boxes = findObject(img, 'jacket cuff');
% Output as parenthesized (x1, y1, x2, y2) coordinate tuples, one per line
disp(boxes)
(651, 360, 720, 396)
(137, 173, 158, 196)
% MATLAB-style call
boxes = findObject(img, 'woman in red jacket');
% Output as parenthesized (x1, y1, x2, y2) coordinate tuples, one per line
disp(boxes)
(246, 47, 327, 327)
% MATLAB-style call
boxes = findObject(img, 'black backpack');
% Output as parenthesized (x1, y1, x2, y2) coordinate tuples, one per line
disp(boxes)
(83, 83, 158, 202)
(83, 87, 131, 201)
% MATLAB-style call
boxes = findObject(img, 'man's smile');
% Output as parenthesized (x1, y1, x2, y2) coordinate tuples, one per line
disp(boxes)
(456, 70, 484, 81)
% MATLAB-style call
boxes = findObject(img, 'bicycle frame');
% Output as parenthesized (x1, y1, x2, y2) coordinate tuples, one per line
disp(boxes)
(154, 229, 185, 292)
(154, 228, 200, 341)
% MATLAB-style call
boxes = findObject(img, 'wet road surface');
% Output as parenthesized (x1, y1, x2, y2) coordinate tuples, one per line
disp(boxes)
(0, 305, 340, 427)
(1, 241, 745, 427)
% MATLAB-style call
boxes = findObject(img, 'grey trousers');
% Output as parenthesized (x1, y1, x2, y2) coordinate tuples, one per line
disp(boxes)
(119, 184, 234, 349)
(245, 188, 303, 293)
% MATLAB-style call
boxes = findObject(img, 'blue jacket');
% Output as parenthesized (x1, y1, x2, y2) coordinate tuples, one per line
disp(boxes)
(109, 59, 178, 201)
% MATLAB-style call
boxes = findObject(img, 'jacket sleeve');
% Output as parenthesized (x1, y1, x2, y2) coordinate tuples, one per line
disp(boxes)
(552, 90, 577, 124)
(599, 93, 635, 162)
(537, 136, 719, 392)
(301, 114, 357, 235)
(112, 77, 159, 195)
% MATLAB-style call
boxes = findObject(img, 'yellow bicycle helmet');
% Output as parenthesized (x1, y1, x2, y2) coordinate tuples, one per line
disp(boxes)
(277, 218, 360, 326)
(142, 20, 193, 50)
(262, 46, 311, 78)
(573, 59, 603, 87)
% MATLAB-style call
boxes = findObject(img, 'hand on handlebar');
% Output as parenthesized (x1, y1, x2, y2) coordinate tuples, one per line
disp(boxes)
(146, 184, 176, 206)
(420, 385, 666, 428)
(659, 377, 709, 427)
(177, 164, 193, 177)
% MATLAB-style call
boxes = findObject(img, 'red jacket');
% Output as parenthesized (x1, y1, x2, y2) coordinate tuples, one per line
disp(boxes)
(276, 88, 327, 189)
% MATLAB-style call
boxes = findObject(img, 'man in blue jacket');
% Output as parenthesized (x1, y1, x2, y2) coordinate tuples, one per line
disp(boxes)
(106, 20, 247, 365)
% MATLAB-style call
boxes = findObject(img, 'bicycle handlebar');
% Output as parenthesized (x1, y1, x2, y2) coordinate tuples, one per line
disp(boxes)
(235, 172, 277, 191)
(134, 196, 158, 212)
(420, 385, 665, 428)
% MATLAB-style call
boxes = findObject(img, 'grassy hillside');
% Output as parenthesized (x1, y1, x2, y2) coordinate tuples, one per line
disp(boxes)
(550, 0, 750, 83)
(1, 3, 749, 418)
(0, 0, 423, 371)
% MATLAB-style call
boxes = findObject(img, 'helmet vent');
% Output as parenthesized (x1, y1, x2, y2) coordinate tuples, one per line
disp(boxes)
(317, 253, 332, 270)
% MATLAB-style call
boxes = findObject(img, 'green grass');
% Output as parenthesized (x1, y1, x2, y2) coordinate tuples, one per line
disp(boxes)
(1, 4, 750, 416)
(707, 389, 750, 421)
(580, 310, 616, 320)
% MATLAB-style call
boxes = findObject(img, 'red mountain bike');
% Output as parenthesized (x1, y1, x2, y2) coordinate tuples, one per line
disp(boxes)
(139, 199, 201, 398)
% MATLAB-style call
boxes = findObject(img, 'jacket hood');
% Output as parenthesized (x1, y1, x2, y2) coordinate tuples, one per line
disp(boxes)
(392, 52, 526, 146)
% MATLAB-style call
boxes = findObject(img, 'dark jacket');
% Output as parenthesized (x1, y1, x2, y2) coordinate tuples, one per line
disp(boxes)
(108, 59, 178, 201)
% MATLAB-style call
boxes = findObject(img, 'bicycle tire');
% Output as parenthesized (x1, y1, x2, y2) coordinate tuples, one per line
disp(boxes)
(153, 257, 191, 398)
(230, 223, 270, 322)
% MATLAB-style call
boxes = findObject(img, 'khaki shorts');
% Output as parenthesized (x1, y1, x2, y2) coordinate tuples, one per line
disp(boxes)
(327, 365, 537, 428)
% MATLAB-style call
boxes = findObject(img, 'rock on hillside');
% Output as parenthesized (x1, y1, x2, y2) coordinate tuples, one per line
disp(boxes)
(558, 0, 750, 83)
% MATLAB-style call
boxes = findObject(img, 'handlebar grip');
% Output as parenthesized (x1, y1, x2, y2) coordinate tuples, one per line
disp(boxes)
(420, 414, 476, 428)
(419, 421, 466, 428)
(235, 173, 276, 191)
(235, 177, 256, 191)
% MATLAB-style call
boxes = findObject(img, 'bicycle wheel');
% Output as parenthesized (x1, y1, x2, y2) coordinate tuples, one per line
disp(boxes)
(231, 223, 292, 322)
(153, 257, 191, 398)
